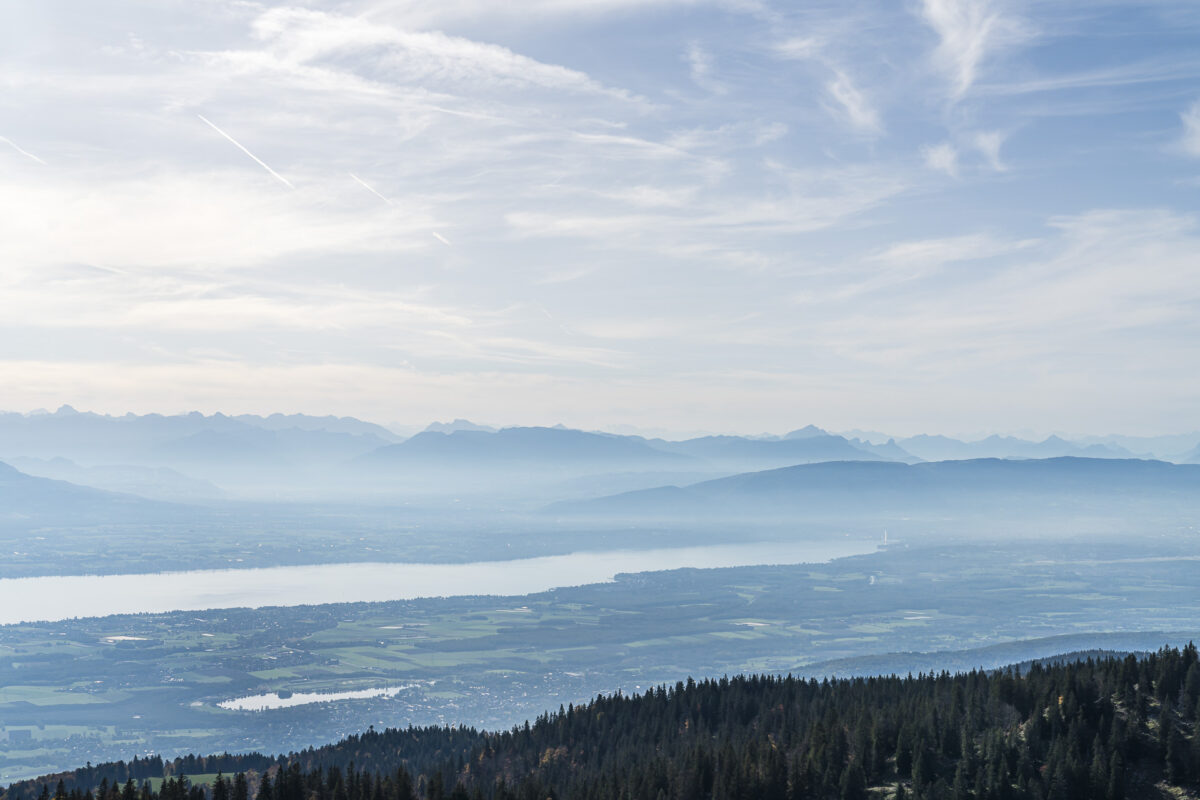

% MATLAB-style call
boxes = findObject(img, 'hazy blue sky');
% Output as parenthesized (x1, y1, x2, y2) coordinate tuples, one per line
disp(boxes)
(2, 0, 1198, 435)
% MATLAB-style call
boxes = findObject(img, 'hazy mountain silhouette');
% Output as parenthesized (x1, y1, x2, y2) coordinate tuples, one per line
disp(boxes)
(7, 457, 224, 502)
(783, 424, 829, 439)
(233, 413, 401, 441)
(845, 437, 921, 463)
(1074, 432, 1200, 460)
(897, 433, 1133, 461)
(649, 432, 902, 469)
(0, 460, 173, 522)
(422, 419, 498, 434)
(359, 426, 691, 472)
(0, 409, 395, 498)
(549, 457, 1200, 518)
(0, 407, 392, 467)
(152, 427, 384, 466)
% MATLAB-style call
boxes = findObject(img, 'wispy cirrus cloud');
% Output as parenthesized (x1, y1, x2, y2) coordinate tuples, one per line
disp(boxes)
(1180, 100, 1200, 157)
(685, 42, 726, 94)
(868, 232, 1031, 271)
(825, 70, 882, 135)
(919, 130, 1008, 175)
(972, 130, 1008, 170)
(976, 55, 1200, 97)
(772, 34, 882, 136)
(249, 7, 642, 102)
(0, 168, 438, 273)
(799, 209, 1200, 428)
(363, 0, 753, 29)
(922, 142, 959, 176)
(919, 0, 1030, 98)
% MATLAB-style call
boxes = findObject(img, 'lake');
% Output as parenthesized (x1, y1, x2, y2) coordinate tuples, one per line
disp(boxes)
(0, 539, 875, 625)
(217, 685, 418, 711)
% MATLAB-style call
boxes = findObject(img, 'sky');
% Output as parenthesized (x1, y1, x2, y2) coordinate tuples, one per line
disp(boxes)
(1, 0, 1198, 436)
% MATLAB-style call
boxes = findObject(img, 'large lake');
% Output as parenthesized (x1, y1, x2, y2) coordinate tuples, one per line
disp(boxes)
(0, 539, 875, 625)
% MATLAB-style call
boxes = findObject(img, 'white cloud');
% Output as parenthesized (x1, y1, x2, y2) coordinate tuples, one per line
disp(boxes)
(976, 55, 1200, 97)
(0, 168, 436, 274)
(825, 70, 882, 135)
(686, 42, 726, 94)
(249, 8, 638, 101)
(919, 0, 1028, 98)
(363, 0, 727, 29)
(801, 209, 1200, 426)
(504, 163, 908, 244)
(869, 233, 1029, 270)
(770, 33, 883, 135)
(663, 120, 784, 152)
(922, 141, 959, 176)
(603, 184, 700, 208)
(771, 37, 883, 135)
(973, 130, 1008, 170)
(820, 232, 1037, 300)
(1180, 100, 1200, 157)
(772, 35, 822, 61)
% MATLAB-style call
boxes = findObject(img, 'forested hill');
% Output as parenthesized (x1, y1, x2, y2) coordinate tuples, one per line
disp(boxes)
(6, 646, 1200, 800)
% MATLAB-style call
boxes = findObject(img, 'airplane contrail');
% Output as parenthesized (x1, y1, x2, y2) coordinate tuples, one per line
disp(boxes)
(0, 136, 47, 165)
(196, 114, 294, 190)
(349, 172, 392, 204)
(351, 172, 451, 247)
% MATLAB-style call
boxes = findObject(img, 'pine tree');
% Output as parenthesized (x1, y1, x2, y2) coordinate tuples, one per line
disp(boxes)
(912, 745, 931, 790)
(1164, 725, 1188, 784)
(838, 762, 867, 800)
(1105, 751, 1124, 800)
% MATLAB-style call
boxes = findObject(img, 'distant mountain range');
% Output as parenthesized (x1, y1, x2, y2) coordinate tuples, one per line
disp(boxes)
(357, 426, 691, 473)
(422, 419, 498, 434)
(1072, 432, 1200, 460)
(231, 412, 400, 441)
(893, 433, 1136, 461)
(3, 407, 1198, 502)
(0, 407, 396, 497)
(645, 432, 917, 468)
(549, 456, 1200, 519)
(353, 427, 922, 489)
(1180, 442, 1200, 464)
(5, 448, 1200, 538)
(0, 407, 396, 463)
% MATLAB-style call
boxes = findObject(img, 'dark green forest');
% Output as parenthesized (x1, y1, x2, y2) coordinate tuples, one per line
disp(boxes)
(6, 647, 1200, 800)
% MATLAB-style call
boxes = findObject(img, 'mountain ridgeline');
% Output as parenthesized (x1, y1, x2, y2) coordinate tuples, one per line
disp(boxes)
(0, 460, 174, 522)
(5, 407, 1195, 504)
(549, 457, 1200, 521)
(6, 647, 1200, 800)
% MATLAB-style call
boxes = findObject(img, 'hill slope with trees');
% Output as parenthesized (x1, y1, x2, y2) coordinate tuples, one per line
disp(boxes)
(5, 647, 1199, 800)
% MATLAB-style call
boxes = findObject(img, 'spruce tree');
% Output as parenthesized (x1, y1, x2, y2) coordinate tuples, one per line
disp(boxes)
(837, 762, 866, 800)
